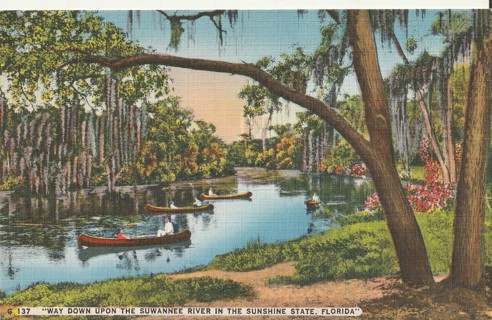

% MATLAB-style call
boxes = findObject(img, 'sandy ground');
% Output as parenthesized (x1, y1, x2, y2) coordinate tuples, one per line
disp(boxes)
(135, 263, 492, 320)
(169, 262, 386, 308)
(136, 262, 391, 320)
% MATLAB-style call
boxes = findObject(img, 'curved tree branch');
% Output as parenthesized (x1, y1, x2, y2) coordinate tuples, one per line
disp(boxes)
(67, 52, 375, 162)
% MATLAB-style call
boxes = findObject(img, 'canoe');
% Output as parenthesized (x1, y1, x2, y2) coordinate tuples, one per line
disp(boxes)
(304, 200, 320, 209)
(144, 203, 214, 213)
(199, 191, 252, 200)
(77, 229, 192, 247)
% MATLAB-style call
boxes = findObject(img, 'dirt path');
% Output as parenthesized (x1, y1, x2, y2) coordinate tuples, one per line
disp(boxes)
(170, 263, 387, 308)
(138, 263, 392, 319)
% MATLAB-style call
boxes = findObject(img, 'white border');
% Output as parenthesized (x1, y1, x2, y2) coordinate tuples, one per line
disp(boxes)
(1, 0, 489, 10)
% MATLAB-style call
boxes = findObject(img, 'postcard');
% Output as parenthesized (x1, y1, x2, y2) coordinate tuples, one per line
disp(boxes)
(0, 4, 491, 319)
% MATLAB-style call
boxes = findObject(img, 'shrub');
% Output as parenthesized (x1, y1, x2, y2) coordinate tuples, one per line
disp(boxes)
(0, 176, 20, 191)
(416, 209, 453, 274)
(365, 139, 456, 213)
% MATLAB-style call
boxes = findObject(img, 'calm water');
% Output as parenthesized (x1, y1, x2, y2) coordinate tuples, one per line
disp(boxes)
(0, 172, 372, 295)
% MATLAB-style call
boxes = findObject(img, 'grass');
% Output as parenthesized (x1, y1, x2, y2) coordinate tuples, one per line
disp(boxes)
(1, 276, 252, 308)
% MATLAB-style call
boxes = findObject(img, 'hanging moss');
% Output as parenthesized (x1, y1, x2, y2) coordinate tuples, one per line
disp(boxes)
(168, 19, 185, 50)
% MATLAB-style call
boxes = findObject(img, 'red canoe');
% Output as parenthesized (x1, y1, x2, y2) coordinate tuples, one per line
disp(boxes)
(144, 203, 214, 213)
(77, 229, 191, 247)
(199, 191, 252, 200)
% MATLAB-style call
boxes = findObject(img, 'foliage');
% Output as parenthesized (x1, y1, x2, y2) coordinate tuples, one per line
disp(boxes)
(0, 176, 20, 191)
(405, 183, 454, 213)
(210, 239, 288, 272)
(0, 11, 230, 194)
(1, 276, 251, 307)
(336, 210, 384, 226)
(405, 37, 418, 54)
(416, 209, 453, 274)
(330, 140, 361, 170)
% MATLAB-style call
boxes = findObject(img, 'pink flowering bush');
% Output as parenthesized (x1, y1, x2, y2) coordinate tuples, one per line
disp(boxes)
(349, 164, 366, 177)
(364, 193, 380, 211)
(364, 139, 455, 213)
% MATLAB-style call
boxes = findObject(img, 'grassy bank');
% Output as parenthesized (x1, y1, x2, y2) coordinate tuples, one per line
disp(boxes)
(210, 208, 491, 285)
(1, 276, 252, 308)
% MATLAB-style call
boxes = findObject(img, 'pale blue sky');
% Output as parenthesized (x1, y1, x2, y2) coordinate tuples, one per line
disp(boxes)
(98, 10, 444, 71)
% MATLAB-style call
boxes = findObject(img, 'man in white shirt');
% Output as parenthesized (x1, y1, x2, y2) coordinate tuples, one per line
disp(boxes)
(157, 216, 174, 236)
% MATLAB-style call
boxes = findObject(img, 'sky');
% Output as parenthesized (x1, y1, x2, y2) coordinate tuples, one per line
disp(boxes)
(98, 10, 446, 143)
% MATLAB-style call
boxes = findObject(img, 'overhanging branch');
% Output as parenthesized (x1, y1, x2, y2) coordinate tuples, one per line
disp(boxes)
(64, 53, 376, 162)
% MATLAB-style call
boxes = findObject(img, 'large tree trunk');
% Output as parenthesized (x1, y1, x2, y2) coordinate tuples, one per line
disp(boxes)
(348, 10, 434, 286)
(450, 35, 492, 287)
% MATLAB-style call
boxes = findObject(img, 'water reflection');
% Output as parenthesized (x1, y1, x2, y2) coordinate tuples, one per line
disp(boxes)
(78, 240, 192, 262)
(0, 172, 373, 294)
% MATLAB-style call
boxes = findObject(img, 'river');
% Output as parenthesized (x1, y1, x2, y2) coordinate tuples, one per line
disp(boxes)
(0, 170, 372, 295)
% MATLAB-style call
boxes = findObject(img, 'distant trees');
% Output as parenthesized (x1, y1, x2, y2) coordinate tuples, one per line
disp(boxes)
(0, 11, 229, 195)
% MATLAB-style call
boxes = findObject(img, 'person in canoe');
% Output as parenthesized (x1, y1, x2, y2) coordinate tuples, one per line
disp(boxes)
(115, 228, 128, 239)
(193, 197, 202, 207)
(208, 188, 217, 196)
(170, 201, 178, 209)
(157, 216, 174, 236)
(312, 193, 320, 202)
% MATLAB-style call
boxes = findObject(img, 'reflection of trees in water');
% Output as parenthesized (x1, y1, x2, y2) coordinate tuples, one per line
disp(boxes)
(116, 250, 140, 271)
(5, 225, 67, 252)
(116, 246, 183, 270)
(278, 174, 372, 214)
(47, 249, 65, 261)
(5, 248, 19, 280)
(199, 213, 212, 228)
(3, 180, 241, 224)
(144, 248, 162, 261)
(173, 214, 189, 232)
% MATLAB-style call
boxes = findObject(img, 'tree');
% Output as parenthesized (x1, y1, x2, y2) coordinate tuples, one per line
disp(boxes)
(0, 11, 172, 194)
(238, 84, 280, 150)
(450, 10, 492, 287)
(346, 11, 434, 285)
